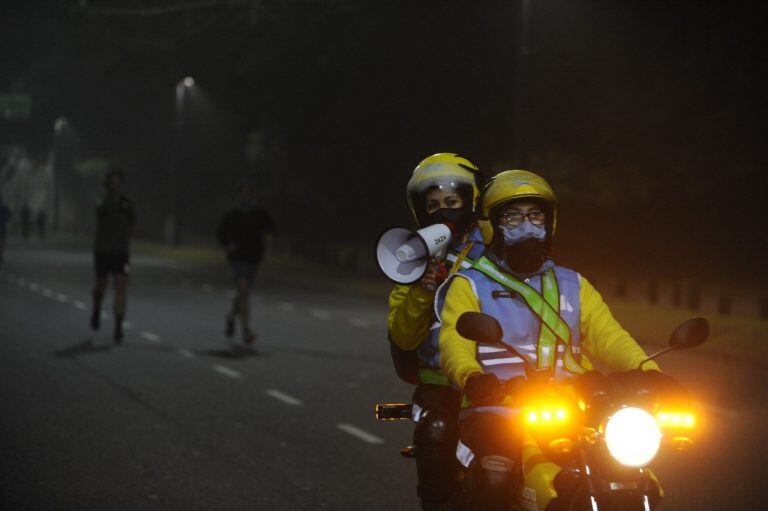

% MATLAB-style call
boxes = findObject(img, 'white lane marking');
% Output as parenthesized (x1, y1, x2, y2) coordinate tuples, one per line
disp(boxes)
(177, 348, 196, 359)
(265, 389, 303, 406)
(202, 284, 215, 293)
(123, 321, 133, 330)
(74, 300, 87, 310)
(140, 331, 161, 342)
(337, 423, 385, 444)
(28, 282, 39, 291)
(349, 318, 370, 328)
(213, 365, 242, 379)
(310, 308, 330, 320)
(42, 288, 54, 297)
(56, 293, 69, 303)
(278, 302, 295, 312)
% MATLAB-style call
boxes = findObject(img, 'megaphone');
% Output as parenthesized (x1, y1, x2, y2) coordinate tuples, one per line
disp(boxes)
(376, 223, 452, 284)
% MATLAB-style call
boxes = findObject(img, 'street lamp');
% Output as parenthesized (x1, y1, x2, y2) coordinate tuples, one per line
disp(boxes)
(166, 77, 194, 246)
(52, 116, 67, 234)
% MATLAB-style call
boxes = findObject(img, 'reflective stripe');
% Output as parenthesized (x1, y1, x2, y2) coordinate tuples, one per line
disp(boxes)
(418, 368, 451, 386)
(478, 346, 508, 354)
(481, 357, 525, 366)
(449, 242, 475, 274)
(456, 440, 475, 468)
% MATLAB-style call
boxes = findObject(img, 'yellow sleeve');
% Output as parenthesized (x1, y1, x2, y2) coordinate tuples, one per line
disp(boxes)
(387, 284, 435, 350)
(438, 276, 484, 389)
(579, 276, 660, 372)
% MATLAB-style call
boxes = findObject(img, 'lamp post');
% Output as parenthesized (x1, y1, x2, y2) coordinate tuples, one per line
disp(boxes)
(513, 0, 532, 166)
(52, 116, 67, 234)
(166, 76, 194, 246)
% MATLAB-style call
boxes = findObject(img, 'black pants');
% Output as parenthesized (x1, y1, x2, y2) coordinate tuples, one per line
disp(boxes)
(412, 383, 462, 507)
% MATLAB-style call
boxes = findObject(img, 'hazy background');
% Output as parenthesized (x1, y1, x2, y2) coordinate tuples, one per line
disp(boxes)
(2, 0, 766, 290)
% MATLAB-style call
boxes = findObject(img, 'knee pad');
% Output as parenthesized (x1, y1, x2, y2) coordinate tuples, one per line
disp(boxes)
(414, 411, 456, 449)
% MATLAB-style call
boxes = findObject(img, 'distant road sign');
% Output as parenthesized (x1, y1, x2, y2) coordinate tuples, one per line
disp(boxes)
(0, 94, 32, 119)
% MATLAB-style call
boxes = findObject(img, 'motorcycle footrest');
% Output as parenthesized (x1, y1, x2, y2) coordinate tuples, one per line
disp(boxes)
(400, 445, 417, 458)
(375, 403, 413, 421)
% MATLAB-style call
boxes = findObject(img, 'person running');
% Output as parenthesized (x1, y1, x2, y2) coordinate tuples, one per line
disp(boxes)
(217, 182, 276, 345)
(91, 170, 135, 343)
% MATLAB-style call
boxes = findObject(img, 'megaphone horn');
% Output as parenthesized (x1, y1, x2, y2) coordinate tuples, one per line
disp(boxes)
(376, 224, 452, 284)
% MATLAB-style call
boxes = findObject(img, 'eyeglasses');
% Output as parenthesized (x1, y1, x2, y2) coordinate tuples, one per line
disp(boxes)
(497, 210, 546, 226)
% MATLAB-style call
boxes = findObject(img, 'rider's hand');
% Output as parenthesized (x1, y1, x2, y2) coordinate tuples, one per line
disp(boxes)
(609, 370, 689, 403)
(465, 373, 505, 406)
(644, 370, 690, 403)
(419, 259, 440, 292)
(575, 370, 609, 399)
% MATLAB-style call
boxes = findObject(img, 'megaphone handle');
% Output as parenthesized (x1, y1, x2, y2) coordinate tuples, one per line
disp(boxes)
(434, 260, 449, 285)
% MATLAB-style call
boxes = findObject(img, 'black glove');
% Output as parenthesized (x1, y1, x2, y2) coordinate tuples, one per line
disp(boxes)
(465, 373, 505, 406)
(643, 370, 690, 403)
(609, 369, 689, 403)
(576, 370, 609, 400)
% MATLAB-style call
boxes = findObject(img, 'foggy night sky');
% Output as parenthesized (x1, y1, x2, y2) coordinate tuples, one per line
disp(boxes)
(1, 0, 766, 288)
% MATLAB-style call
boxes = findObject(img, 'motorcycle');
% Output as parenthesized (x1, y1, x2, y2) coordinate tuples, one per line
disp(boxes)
(376, 313, 708, 510)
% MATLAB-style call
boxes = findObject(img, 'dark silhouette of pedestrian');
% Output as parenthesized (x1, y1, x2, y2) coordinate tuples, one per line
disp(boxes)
(0, 196, 11, 265)
(91, 170, 135, 343)
(217, 182, 276, 345)
(20, 203, 31, 241)
(36, 210, 47, 240)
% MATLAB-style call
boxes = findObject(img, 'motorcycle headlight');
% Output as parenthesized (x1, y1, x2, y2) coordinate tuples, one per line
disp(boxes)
(605, 407, 662, 467)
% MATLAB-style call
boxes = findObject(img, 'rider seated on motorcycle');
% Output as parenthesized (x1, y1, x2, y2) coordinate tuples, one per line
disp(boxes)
(437, 170, 676, 511)
(388, 153, 486, 511)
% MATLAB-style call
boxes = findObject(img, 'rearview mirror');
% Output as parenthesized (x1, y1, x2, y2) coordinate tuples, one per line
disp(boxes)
(669, 317, 709, 349)
(456, 312, 503, 345)
(639, 317, 710, 369)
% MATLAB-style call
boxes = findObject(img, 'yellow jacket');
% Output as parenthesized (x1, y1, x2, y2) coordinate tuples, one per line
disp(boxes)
(439, 274, 660, 389)
(388, 284, 435, 350)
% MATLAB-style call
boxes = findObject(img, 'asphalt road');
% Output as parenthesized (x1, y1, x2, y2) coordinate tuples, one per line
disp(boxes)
(1, 242, 765, 510)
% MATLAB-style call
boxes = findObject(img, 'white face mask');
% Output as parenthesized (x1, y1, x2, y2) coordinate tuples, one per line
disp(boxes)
(500, 222, 546, 246)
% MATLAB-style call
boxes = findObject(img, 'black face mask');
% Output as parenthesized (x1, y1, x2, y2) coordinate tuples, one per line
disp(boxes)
(498, 237, 549, 274)
(425, 207, 473, 237)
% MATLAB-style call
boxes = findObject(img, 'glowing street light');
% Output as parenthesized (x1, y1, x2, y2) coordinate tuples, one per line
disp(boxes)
(52, 116, 68, 233)
(166, 77, 195, 245)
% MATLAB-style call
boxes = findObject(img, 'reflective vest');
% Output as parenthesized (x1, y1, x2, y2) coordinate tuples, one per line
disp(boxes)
(416, 226, 486, 385)
(438, 255, 587, 384)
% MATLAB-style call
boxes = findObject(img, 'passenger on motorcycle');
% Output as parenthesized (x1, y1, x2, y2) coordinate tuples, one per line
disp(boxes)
(388, 153, 486, 511)
(436, 169, 666, 511)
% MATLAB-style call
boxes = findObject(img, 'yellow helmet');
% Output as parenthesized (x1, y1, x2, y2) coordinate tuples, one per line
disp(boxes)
(477, 169, 558, 245)
(406, 153, 481, 227)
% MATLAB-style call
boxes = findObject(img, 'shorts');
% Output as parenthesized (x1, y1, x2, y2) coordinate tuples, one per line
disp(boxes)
(231, 260, 259, 285)
(94, 251, 130, 277)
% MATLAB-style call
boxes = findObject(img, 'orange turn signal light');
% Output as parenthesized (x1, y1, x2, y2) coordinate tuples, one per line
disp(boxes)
(525, 407, 569, 425)
(656, 411, 696, 428)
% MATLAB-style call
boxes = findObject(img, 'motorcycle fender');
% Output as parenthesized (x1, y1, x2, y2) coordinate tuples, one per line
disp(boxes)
(520, 433, 560, 511)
